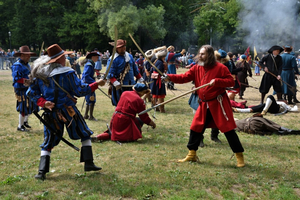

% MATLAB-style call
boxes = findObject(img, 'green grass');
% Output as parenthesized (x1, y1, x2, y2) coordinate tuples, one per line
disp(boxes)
(1, 68, 300, 199)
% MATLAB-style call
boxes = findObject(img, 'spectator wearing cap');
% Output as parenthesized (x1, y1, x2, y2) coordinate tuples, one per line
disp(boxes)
(280, 45, 300, 104)
(236, 54, 252, 100)
(12, 45, 38, 132)
(91, 83, 156, 143)
(82, 51, 100, 120)
(259, 45, 284, 103)
(106, 39, 144, 106)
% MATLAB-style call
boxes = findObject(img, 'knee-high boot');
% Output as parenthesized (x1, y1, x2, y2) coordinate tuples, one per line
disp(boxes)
(89, 104, 97, 121)
(261, 93, 266, 104)
(288, 95, 293, 105)
(293, 92, 300, 103)
(35, 155, 50, 181)
(158, 98, 165, 113)
(84, 105, 89, 119)
(80, 146, 102, 171)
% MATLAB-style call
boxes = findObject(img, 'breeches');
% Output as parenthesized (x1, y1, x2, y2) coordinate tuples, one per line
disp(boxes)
(40, 106, 93, 151)
(187, 109, 244, 153)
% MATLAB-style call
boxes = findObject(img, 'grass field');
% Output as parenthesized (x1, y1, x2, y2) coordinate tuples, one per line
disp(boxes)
(1, 67, 300, 200)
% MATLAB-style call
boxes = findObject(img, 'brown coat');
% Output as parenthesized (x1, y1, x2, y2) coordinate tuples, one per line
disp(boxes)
(235, 116, 281, 135)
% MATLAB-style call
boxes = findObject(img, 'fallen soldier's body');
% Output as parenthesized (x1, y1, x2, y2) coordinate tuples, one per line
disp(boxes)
(233, 95, 298, 115)
(235, 114, 300, 135)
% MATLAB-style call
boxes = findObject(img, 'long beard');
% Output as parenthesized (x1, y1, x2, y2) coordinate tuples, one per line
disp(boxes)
(198, 61, 204, 66)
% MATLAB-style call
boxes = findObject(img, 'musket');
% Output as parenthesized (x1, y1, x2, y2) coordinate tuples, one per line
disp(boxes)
(267, 71, 298, 94)
(97, 87, 111, 99)
(33, 111, 80, 151)
(129, 33, 164, 76)
(139, 83, 211, 115)
(103, 26, 118, 80)
(239, 83, 259, 90)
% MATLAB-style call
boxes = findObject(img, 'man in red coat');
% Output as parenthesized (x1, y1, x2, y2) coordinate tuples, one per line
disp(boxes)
(164, 45, 245, 167)
(92, 83, 156, 142)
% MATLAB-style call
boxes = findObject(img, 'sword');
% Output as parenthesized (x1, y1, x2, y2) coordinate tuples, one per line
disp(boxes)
(97, 87, 111, 99)
(33, 111, 80, 151)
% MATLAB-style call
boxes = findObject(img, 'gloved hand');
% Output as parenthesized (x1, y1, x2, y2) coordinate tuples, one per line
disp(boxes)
(138, 77, 144, 83)
(113, 80, 122, 90)
(149, 120, 156, 129)
(161, 73, 170, 82)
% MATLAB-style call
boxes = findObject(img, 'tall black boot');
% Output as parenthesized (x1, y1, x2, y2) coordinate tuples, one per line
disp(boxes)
(211, 128, 222, 143)
(89, 104, 98, 121)
(287, 95, 293, 105)
(293, 92, 300, 103)
(35, 155, 50, 181)
(261, 93, 266, 104)
(84, 105, 89, 119)
(80, 146, 102, 171)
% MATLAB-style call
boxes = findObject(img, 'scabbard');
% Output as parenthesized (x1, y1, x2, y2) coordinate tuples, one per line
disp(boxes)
(33, 111, 80, 151)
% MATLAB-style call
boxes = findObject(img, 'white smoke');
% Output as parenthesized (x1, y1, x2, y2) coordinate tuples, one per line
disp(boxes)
(238, 0, 299, 52)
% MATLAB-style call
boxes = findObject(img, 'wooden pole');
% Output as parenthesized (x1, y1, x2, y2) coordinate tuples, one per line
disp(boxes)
(138, 83, 211, 115)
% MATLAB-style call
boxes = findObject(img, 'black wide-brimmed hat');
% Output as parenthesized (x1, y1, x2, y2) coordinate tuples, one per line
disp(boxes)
(268, 45, 284, 54)
(86, 51, 99, 59)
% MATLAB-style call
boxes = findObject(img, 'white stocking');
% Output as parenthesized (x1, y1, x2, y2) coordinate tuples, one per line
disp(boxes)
(236, 108, 252, 113)
(19, 114, 25, 128)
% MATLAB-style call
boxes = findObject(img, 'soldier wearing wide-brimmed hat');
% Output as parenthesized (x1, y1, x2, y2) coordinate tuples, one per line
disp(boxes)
(11, 45, 38, 132)
(106, 39, 144, 106)
(81, 51, 100, 121)
(259, 45, 284, 104)
(27, 44, 106, 180)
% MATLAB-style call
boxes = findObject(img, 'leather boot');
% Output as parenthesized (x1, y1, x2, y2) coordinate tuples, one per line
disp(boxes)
(84, 104, 89, 119)
(261, 93, 266, 104)
(158, 98, 165, 113)
(178, 150, 200, 163)
(288, 95, 293, 105)
(80, 146, 102, 171)
(35, 155, 50, 181)
(152, 98, 159, 111)
(89, 104, 98, 121)
(235, 152, 245, 168)
(293, 92, 300, 103)
(211, 128, 221, 143)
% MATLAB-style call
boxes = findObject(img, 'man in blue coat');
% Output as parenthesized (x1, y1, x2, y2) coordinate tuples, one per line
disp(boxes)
(27, 44, 106, 180)
(280, 45, 299, 104)
(82, 51, 100, 120)
(106, 39, 144, 106)
(12, 45, 38, 131)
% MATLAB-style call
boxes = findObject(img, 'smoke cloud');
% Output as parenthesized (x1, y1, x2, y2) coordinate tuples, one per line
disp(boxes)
(238, 0, 299, 52)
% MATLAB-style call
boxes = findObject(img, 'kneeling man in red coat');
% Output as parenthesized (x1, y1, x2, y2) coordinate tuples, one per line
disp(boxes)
(165, 45, 245, 167)
(92, 83, 156, 142)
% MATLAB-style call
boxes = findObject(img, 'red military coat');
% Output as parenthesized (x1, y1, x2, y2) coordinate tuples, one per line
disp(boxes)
(110, 91, 152, 141)
(168, 62, 236, 133)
